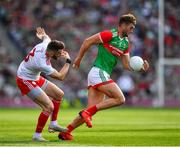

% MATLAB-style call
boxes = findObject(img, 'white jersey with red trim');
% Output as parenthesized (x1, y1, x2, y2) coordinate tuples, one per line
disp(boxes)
(17, 38, 55, 80)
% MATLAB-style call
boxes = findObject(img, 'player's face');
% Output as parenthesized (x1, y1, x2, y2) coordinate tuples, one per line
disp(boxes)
(52, 50, 62, 60)
(122, 23, 135, 37)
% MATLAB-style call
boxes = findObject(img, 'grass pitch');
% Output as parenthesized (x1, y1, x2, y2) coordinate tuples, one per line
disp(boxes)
(0, 107, 180, 147)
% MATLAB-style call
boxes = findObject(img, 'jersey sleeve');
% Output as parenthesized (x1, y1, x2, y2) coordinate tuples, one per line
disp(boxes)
(99, 30, 113, 43)
(38, 58, 55, 75)
(42, 36, 51, 47)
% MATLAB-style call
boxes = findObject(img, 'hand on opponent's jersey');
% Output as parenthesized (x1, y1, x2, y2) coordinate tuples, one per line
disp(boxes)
(36, 27, 48, 40)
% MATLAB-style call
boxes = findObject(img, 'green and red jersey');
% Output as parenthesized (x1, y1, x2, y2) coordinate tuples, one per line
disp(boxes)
(93, 28, 130, 75)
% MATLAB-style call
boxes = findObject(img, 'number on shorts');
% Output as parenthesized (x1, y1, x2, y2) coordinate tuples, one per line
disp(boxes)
(24, 48, 36, 62)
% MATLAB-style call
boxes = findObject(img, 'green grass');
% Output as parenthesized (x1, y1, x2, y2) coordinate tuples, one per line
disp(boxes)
(0, 107, 180, 146)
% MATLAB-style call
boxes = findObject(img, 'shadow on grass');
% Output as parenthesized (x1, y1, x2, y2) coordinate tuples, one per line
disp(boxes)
(0, 139, 69, 144)
(78, 128, 180, 133)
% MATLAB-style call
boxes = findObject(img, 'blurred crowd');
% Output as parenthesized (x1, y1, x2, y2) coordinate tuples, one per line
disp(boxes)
(0, 0, 179, 106)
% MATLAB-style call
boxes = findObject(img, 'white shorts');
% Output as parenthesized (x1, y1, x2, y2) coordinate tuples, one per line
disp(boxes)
(87, 67, 114, 89)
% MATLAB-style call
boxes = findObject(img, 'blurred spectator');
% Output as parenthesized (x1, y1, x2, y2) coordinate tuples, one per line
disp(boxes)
(77, 88, 88, 107)
(117, 71, 135, 105)
(0, 41, 18, 98)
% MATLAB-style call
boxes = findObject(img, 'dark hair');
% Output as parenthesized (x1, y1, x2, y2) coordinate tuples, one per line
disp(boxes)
(47, 40, 65, 51)
(119, 13, 136, 26)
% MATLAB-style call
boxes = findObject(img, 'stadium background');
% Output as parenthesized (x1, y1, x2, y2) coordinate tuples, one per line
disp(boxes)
(0, 0, 179, 108)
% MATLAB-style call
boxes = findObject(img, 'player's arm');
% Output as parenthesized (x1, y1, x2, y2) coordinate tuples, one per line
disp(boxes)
(49, 51, 71, 81)
(121, 54, 133, 71)
(36, 27, 51, 42)
(73, 33, 102, 69)
(73, 30, 112, 69)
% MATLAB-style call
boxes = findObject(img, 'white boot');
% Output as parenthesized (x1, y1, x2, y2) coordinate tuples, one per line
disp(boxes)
(32, 134, 48, 142)
(48, 124, 67, 133)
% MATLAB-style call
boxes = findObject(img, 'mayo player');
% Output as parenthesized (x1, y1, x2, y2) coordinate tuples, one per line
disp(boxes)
(58, 13, 149, 140)
(16, 27, 71, 141)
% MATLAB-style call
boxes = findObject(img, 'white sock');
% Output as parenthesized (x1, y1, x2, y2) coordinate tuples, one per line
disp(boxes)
(50, 120, 57, 126)
(34, 132, 41, 138)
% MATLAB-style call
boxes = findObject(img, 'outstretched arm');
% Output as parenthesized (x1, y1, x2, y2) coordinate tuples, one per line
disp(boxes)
(36, 27, 51, 41)
(73, 33, 102, 69)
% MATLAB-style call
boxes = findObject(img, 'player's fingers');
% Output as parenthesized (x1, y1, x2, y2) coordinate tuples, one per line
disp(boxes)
(143, 60, 149, 71)
(61, 53, 67, 57)
(61, 52, 65, 55)
(72, 64, 78, 69)
(61, 50, 67, 53)
(72, 64, 76, 69)
(41, 28, 45, 33)
(37, 27, 44, 34)
(36, 27, 41, 31)
(144, 60, 147, 64)
(61, 50, 66, 55)
(61, 51, 70, 59)
(144, 60, 149, 69)
(62, 51, 69, 57)
(37, 27, 42, 32)
(61, 54, 70, 60)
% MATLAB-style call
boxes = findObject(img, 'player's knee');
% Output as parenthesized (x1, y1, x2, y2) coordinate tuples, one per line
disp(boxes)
(57, 91, 64, 99)
(60, 91, 64, 97)
(116, 97, 125, 105)
(44, 103, 54, 113)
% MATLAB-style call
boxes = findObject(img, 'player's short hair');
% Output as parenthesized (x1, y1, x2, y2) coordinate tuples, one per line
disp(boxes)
(47, 40, 65, 51)
(119, 13, 136, 26)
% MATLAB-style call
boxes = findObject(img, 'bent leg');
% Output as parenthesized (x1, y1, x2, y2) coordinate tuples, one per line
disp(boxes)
(43, 81, 67, 132)
(30, 89, 54, 133)
(60, 87, 104, 136)
(26, 87, 53, 141)
(79, 82, 125, 128)
(68, 87, 104, 130)
(96, 82, 125, 110)
(44, 81, 64, 100)
(44, 81, 64, 121)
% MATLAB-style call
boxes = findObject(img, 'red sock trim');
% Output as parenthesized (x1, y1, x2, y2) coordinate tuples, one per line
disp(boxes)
(67, 124, 74, 133)
(35, 111, 50, 133)
(51, 99, 61, 121)
(86, 105, 98, 116)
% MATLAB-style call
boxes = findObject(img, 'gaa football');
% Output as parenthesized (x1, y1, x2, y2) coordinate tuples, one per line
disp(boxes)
(129, 56, 144, 71)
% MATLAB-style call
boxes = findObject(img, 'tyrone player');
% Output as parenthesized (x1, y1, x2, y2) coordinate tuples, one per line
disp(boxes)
(16, 27, 71, 141)
(58, 13, 149, 140)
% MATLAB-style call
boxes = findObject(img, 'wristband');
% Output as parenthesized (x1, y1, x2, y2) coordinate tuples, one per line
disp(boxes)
(66, 59, 72, 64)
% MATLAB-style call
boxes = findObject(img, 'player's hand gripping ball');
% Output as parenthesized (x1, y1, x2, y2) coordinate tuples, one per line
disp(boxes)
(129, 56, 144, 71)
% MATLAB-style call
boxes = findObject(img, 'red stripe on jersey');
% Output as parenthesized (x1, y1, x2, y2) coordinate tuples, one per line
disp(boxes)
(103, 43, 123, 56)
